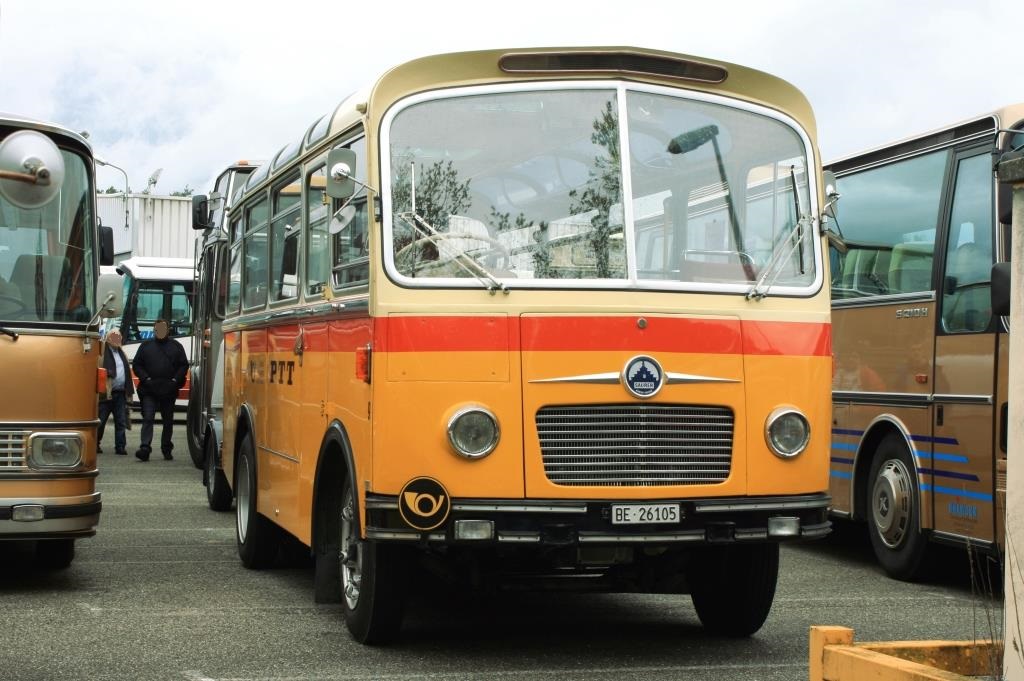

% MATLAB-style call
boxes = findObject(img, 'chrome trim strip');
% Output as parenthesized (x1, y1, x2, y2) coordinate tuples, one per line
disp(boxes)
(257, 445, 299, 463)
(529, 371, 737, 385)
(0, 492, 101, 508)
(932, 393, 993, 405)
(452, 502, 588, 514)
(223, 297, 369, 332)
(931, 530, 997, 550)
(365, 529, 420, 541)
(832, 391, 932, 407)
(832, 291, 936, 309)
(0, 328, 100, 338)
(578, 530, 706, 543)
(497, 532, 542, 543)
(0, 471, 98, 481)
(0, 420, 99, 429)
(734, 528, 768, 540)
(365, 498, 399, 511)
(694, 497, 830, 513)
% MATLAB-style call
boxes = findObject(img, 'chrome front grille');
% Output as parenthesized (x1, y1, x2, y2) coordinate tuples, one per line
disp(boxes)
(0, 430, 29, 469)
(537, 404, 733, 487)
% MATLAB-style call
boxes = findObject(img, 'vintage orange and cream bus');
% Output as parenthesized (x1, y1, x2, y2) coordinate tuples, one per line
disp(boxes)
(0, 115, 118, 568)
(199, 47, 835, 643)
(827, 105, 1024, 580)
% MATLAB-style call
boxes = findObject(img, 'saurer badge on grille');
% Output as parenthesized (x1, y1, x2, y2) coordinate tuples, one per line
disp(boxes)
(622, 355, 663, 399)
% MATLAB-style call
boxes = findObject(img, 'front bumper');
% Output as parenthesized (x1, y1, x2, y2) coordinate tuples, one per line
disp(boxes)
(0, 492, 101, 539)
(364, 493, 830, 546)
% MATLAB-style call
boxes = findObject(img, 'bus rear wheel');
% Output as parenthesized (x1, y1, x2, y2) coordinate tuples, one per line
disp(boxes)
(205, 433, 232, 512)
(340, 484, 406, 645)
(235, 432, 280, 568)
(688, 543, 779, 637)
(867, 433, 928, 580)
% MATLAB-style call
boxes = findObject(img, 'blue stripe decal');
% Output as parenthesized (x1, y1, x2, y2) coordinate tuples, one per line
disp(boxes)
(830, 470, 853, 480)
(917, 467, 980, 482)
(914, 450, 970, 464)
(831, 428, 863, 437)
(831, 457, 855, 466)
(921, 483, 993, 502)
(831, 442, 858, 452)
(910, 434, 959, 446)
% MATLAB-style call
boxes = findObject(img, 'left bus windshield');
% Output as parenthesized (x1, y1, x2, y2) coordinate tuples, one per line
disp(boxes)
(0, 148, 95, 322)
(385, 85, 816, 291)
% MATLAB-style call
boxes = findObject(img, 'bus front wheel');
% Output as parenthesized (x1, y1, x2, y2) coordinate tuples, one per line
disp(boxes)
(867, 433, 928, 580)
(235, 433, 280, 568)
(205, 433, 232, 512)
(340, 484, 406, 644)
(688, 543, 778, 636)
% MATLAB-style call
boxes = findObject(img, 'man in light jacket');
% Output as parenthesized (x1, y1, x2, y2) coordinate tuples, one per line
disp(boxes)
(98, 329, 134, 456)
(131, 319, 188, 461)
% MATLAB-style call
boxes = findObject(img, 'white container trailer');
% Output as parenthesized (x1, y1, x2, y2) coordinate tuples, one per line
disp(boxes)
(96, 193, 195, 262)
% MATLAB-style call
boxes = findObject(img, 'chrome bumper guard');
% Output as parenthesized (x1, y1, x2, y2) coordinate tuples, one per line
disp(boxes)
(0, 492, 102, 539)
(364, 493, 830, 546)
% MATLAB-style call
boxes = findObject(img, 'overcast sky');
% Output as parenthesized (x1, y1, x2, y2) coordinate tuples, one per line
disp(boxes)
(2, 1, 1021, 195)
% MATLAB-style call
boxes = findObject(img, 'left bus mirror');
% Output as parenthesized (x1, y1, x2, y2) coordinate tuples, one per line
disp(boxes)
(822, 170, 840, 220)
(0, 130, 65, 209)
(192, 194, 212, 230)
(992, 262, 1011, 317)
(326, 148, 357, 199)
(100, 224, 115, 266)
(97, 271, 123, 318)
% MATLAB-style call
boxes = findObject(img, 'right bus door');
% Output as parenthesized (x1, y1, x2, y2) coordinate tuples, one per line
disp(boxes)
(931, 150, 997, 545)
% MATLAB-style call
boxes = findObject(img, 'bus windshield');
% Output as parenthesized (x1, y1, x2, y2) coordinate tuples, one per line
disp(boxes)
(122, 279, 194, 342)
(385, 86, 816, 291)
(0, 149, 96, 322)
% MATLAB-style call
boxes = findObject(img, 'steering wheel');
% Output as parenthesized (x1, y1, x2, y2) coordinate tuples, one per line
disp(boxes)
(395, 231, 511, 274)
(0, 294, 26, 314)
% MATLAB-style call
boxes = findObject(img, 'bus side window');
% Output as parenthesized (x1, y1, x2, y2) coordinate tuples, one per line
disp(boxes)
(271, 174, 301, 302)
(243, 196, 269, 310)
(227, 217, 242, 316)
(941, 153, 994, 333)
(305, 165, 329, 296)
(331, 136, 369, 289)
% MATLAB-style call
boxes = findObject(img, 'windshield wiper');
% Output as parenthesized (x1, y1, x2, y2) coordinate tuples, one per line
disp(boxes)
(396, 211, 509, 295)
(0, 326, 19, 341)
(747, 166, 809, 301)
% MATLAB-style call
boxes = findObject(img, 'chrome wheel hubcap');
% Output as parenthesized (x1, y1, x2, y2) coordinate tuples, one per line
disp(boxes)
(871, 458, 912, 549)
(340, 490, 363, 611)
(236, 454, 250, 543)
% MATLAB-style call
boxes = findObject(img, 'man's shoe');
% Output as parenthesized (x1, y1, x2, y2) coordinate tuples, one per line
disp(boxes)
(162, 451, 173, 461)
(115, 450, 127, 456)
(135, 449, 150, 462)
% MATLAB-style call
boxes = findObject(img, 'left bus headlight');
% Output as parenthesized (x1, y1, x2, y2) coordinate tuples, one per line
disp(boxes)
(764, 408, 810, 459)
(447, 406, 500, 459)
(28, 433, 83, 469)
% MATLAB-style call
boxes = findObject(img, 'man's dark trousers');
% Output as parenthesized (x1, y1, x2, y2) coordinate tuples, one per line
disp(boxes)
(139, 393, 176, 458)
(98, 391, 128, 454)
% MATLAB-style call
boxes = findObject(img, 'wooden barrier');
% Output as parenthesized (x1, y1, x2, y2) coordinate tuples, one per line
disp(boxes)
(809, 626, 1001, 681)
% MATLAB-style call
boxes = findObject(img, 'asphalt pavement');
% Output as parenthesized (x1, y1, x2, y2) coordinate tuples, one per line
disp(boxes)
(0, 425, 1004, 681)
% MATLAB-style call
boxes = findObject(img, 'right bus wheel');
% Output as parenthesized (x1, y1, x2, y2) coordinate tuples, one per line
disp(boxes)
(340, 484, 406, 645)
(866, 433, 928, 581)
(205, 434, 232, 512)
(235, 432, 279, 569)
(35, 539, 75, 569)
(688, 543, 779, 637)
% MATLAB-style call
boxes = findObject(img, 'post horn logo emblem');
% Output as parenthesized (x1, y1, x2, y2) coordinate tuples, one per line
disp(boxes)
(398, 477, 451, 531)
(622, 355, 664, 399)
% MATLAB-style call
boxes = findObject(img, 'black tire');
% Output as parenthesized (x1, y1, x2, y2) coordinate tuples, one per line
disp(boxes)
(35, 539, 75, 569)
(688, 543, 779, 637)
(866, 433, 929, 581)
(235, 432, 280, 569)
(340, 484, 407, 644)
(205, 433, 232, 512)
(186, 377, 205, 469)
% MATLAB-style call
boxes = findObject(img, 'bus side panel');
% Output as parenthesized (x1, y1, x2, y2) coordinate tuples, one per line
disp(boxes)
(296, 319, 329, 548)
(996, 332, 1009, 549)
(263, 323, 302, 538)
(830, 402, 853, 513)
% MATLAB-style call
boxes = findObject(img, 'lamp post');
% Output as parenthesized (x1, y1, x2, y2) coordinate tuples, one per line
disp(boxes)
(95, 156, 130, 231)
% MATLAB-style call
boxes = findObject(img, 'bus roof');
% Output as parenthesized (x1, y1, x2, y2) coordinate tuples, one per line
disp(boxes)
(0, 111, 92, 152)
(116, 256, 194, 282)
(827, 103, 1024, 173)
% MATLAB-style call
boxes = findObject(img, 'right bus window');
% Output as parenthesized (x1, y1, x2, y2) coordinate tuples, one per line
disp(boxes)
(941, 153, 993, 333)
(831, 150, 948, 299)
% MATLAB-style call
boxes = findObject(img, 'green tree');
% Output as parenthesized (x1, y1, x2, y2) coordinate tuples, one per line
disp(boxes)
(170, 185, 193, 197)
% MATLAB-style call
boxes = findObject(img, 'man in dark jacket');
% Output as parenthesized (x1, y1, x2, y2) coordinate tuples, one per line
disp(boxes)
(132, 318, 188, 461)
(98, 329, 134, 456)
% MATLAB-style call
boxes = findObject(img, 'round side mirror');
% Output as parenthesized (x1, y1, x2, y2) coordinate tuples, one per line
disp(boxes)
(0, 130, 66, 208)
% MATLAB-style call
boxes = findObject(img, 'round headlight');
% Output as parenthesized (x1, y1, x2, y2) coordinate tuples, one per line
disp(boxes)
(764, 408, 810, 459)
(447, 407, 500, 459)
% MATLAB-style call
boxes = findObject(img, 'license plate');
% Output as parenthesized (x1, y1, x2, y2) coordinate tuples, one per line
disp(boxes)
(611, 503, 680, 525)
